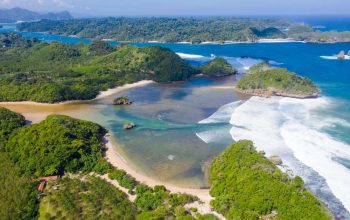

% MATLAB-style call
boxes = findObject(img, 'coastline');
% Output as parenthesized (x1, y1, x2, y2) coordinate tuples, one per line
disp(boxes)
(233, 87, 319, 99)
(103, 134, 224, 219)
(0, 80, 154, 106)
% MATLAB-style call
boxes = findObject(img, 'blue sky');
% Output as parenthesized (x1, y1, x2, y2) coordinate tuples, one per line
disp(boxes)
(1, 0, 350, 16)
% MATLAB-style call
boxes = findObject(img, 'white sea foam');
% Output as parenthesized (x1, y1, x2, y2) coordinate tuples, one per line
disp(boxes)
(227, 96, 350, 213)
(224, 57, 263, 72)
(199, 101, 242, 124)
(320, 55, 350, 60)
(176, 52, 207, 59)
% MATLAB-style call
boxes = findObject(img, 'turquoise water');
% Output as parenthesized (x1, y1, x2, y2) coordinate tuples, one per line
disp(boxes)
(1, 24, 350, 218)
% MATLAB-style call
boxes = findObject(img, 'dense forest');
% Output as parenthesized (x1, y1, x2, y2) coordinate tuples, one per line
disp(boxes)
(0, 107, 218, 219)
(16, 17, 350, 43)
(0, 107, 38, 220)
(210, 140, 332, 220)
(5, 115, 110, 176)
(0, 33, 199, 103)
(236, 63, 320, 98)
(17, 17, 290, 43)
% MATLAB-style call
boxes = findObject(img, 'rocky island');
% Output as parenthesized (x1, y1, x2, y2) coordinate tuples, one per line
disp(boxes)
(201, 57, 237, 77)
(235, 63, 320, 98)
(113, 96, 132, 105)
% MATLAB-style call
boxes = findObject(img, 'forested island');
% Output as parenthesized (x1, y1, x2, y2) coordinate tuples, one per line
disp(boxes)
(201, 58, 237, 77)
(16, 17, 350, 43)
(236, 62, 320, 98)
(0, 107, 332, 219)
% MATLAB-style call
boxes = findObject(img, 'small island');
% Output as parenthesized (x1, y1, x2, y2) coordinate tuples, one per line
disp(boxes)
(235, 63, 320, 98)
(113, 96, 133, 105)
(201, 57, 237, 77)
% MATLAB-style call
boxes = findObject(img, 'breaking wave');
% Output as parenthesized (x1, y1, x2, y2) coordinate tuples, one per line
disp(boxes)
(198, 96, 350, 216)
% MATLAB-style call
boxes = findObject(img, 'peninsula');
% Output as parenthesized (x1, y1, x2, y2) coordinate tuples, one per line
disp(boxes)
(0, 33, 198, 103)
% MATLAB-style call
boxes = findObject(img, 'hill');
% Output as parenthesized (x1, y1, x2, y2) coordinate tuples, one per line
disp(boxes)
(16, 17, 291, 43)
(201, 57, 237, 77)
(236, 65, 320, 98)
(0, 7, 72, 23)
(0, 33, 198, 103)
(210, 140, 332, 220)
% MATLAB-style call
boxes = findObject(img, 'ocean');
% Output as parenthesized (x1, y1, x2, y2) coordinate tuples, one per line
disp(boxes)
(1, 21, 350, 218)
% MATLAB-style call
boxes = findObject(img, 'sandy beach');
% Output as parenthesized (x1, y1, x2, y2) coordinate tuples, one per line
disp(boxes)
(104, 135, 224, 219)
(0, 80, 154, 107)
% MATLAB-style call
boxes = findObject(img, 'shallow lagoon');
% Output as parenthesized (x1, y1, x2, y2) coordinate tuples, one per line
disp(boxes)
(1, 25, 350, 217)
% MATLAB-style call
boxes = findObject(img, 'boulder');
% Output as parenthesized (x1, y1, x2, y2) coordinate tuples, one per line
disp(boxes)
(268, 155, 283, 165)
(123, 123, 135, 130)
(337, 50, 345, 60)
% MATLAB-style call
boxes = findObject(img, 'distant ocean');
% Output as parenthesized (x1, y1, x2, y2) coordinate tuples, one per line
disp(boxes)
(1, 17, 350, 218)
(292, 15, 350, 31)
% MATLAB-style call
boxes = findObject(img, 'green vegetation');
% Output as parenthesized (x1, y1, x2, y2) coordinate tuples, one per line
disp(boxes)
(0, 107, 25, 142)
(17, 17, 292, 43)
(236, 67, 320, 98)
(0, 107, 38, 220)
(109, 169, 137, 190)
(5, 115, 110, 176)
(0, 108, 215, 219)
(0, 33, 198, 103)
(113, 96, 132, 105)
(210, 140, 331, 220)
(38, 176, 136, 220)
(0, 153, 38, 220)
(247, 61, 271, 74)
(201, 58, 237, 77)
(17, 17, 350, 43)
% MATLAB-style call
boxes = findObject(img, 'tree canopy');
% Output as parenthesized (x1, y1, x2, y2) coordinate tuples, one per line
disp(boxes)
(5, 115, 110, 176)
(236, 67, 320, 98)
(210, 140, 332, 220)
(0, 33, 198, 103)
(201, 57, 237, 77)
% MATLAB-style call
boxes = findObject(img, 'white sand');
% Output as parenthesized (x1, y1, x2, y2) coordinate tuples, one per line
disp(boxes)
(0, 80, 154, 106)
(93, 80, 154, 100)
(104, 135, 224, 218)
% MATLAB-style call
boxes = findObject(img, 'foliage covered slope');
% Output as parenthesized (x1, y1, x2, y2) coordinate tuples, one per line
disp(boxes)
(17, 17, 292, 43)
(236, 67, 320, 98)
(210, 140, 332, 220)
(201, 58, 237, 77)
(0, 107, 38, 220)
(0, 33, 198, 102)
(39, 176, 137, 220)
(5, 115, 110, 176)
(0, 107, 25, 142)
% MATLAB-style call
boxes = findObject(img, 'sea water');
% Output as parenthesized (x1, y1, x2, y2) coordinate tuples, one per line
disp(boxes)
(1, 24, 350, 218)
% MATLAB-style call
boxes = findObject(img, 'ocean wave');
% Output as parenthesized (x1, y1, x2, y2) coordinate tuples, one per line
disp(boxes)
(225, 57, 263, 71)
(320, 55, 350, 60)
(176, 52, 208, 60)
(228, 96, 350, 214)
(198, 101, 242, 124)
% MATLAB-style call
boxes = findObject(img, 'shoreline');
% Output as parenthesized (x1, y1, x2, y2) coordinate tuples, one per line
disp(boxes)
(0, 80, 154, 106)
(233, 87, 319, 99)
(103, 135, 212, 200)
(103, 134, 224, 218)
